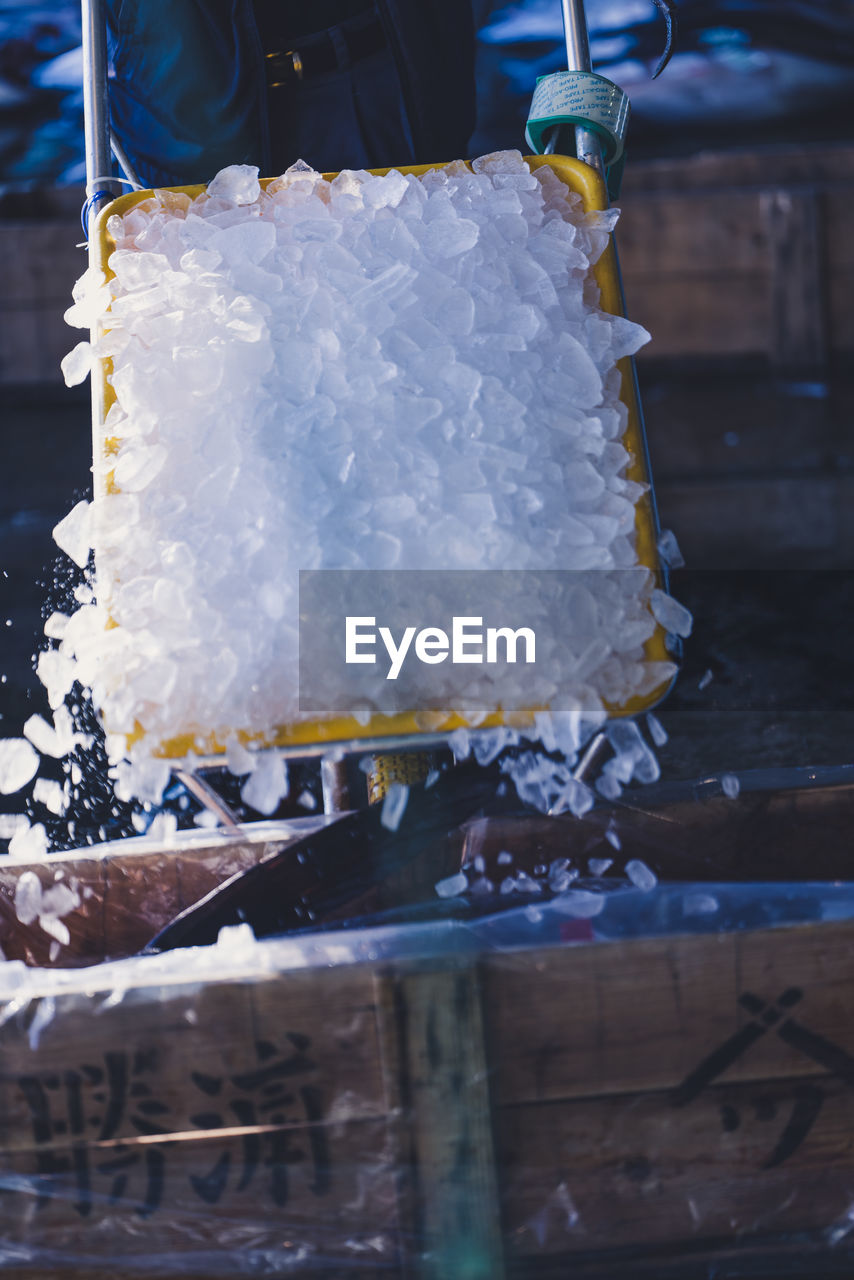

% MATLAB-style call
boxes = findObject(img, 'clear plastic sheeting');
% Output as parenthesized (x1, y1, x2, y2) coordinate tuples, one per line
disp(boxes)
(1, 771, 854, 1274)
(0, 879, 853, 1276)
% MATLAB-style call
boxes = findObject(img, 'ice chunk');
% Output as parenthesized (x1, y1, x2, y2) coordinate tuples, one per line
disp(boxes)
(363, 167, 409, 209)
(625, 858, 657, 892)
(13, 821, 48, 860)
(548, 866, 575, 892)
(448, 729, 471, 761)
(216, 922, 257, 956)
(596, 771, 622, 801)
(435, 872, 468, 899)
(23, 714, 67, 760)
(113, 443, 168, 493)
(28, 995, 56, 1051)
(147, 812, 179, 842)
(42, 882, 79, 918)
(514, 870, 542, 895)
(0, 815, 29, 841)
(114, 756, 171, 806)
(380, 782, 409, 832)
(683, 892, 719, 916)
(226, 736, 255, 776)
(44, 612, 70, 640)
(606, 718, 660, 786)
(551, 888, 604, 918)
(588, 857, 613, 876)
(721, 773, 740, 799)
(645, 711, 668, 747)
(53, 500, 92, 568)
(33, 778, 68, 816)
(241, 751, 289, 815)
(15, 871, 42, 925)
(656, 528, 685, 569)
(12, 824, 48, 865)
(39, 915, 71, 946)
(194, 809, 220, 829)
(699, 669, 714, 690)
(472, 150, 529, 176)
(472, 728, 517, 766)
(550, 777, 594, 818)
(650, 589, 693, 638)
(0, 739, 40, 795)
(61, 341, 93, 387)
(207, 164, 261, 205)
(420, 217, 479, 259)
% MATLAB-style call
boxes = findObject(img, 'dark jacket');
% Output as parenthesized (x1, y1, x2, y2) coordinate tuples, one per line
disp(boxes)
(106, 0, 476, 189)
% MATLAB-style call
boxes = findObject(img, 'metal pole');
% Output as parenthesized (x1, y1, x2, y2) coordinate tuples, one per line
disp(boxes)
(320, 755, 358, 813)
(558, 0, 605, 178)
(558, 3, 657, 590)
(111, 130, 142, 190)
(81, 0, 116, 242)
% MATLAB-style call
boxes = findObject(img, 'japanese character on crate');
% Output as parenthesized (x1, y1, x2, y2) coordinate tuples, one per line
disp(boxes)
(14, 1033, 331, 1219)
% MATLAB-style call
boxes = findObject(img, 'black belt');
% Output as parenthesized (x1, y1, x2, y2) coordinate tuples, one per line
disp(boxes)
(264, 13, 386, 86)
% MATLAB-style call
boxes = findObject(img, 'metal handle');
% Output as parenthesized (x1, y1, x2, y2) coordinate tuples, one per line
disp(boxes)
(81, 0, 118, 239)
(558, 0, 605, 178)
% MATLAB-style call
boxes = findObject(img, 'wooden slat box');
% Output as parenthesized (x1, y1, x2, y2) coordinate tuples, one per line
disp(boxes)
(0, 817, 334, 968)
(1, 912, 853, 1277)
(4, 776, 854, 969)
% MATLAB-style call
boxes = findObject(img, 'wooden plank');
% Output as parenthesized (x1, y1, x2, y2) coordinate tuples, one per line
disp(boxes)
(621, 144, 854, 195)
(9, 1271, 394, 1280)
(483, 919, 854, 1105)
(375, 961, 505, 1280)
(0, 916, 852, 1274)
(0, 854, 111, 970)
(761, 189, 828, 367)
(0, 965, 387, 1154)
(457, 782, 854, 887)
(497, 1074, 854, 1260)
(0, 1124, 399, 1271)
(0, 963, 399, 1271)
(0, 820, 331, 967)
(620, 273, 770, 360)
(617, 192, 770, 277)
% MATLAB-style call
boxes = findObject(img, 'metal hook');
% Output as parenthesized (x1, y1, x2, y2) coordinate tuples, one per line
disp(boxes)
(650, 0, 677, 79)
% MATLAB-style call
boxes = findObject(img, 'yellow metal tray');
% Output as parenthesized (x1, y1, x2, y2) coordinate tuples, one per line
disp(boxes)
(92, 155, 672, 759)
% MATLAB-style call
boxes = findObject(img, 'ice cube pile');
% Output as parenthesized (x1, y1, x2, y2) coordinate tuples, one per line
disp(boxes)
(50, 150, 687, 802)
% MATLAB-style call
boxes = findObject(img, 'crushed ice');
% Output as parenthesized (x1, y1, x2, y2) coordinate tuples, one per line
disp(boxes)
(46, 152, 690, 812)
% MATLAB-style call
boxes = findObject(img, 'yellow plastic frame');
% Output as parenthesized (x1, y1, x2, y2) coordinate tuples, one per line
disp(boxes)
(92, 155, 672, 758)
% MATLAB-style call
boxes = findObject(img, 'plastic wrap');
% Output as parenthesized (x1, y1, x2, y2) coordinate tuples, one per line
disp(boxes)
(2, 775, 854, 1275)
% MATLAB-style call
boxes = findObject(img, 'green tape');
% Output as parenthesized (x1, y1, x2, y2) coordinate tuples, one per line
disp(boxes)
(525, 71, 630, 165)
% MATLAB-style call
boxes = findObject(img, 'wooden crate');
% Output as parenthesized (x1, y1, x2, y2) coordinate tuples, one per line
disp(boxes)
(1, 912, 854, 1277)
(618, 142, 854, 368)
(4, 779, 854, 970)
(0, 817, 332, 968)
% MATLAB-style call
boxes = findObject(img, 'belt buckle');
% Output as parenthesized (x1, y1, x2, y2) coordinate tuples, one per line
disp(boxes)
(266, 48, 304, 87)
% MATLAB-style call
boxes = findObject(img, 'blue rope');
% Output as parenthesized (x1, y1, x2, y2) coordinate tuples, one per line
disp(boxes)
(80, 189, 115, 239)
